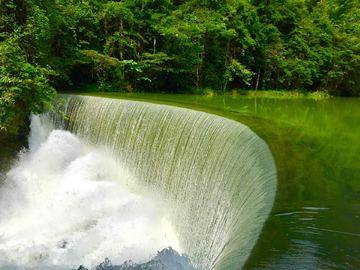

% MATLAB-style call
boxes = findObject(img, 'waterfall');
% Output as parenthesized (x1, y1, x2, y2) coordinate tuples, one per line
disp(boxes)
(1, 95, 277, 269)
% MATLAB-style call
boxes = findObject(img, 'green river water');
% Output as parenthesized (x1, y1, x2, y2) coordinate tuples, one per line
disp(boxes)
(1, 93, 359, 269)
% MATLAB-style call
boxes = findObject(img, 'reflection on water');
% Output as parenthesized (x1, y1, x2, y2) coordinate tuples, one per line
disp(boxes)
(256, 202, 360, 269)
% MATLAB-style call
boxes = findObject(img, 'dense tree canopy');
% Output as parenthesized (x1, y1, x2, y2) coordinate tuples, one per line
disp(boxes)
(1, 0, 360, 136)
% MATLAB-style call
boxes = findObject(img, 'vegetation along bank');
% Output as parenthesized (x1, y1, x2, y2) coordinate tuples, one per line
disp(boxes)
(1, 0, 359, 138)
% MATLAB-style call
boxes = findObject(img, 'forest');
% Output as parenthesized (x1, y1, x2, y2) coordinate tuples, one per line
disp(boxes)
(1, 0, 360, 137)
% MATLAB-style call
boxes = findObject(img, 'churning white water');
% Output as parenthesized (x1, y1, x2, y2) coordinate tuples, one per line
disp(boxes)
(0, 116, 182, 269)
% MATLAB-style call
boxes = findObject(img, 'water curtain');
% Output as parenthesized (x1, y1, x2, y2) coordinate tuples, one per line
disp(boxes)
(43, 95, 277, 269)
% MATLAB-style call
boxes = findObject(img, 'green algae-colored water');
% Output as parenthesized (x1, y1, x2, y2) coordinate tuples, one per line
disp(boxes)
(77, 93, 360, 269)
(1, 92, 359, 269)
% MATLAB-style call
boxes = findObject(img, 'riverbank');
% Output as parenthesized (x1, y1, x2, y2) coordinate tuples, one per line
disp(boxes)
(62, 84, 331, 100)
(202, 89, 331, 99)
(234, 90, 330, 98)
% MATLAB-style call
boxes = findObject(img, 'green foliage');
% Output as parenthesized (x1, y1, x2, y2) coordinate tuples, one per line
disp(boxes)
(259, 0, 360, 95)
(1, 0, 360, 139)
(224, 58, 255, 88)
(3, 0, 359, 96)
(81, 50, 120, 68)
(0, 38, 56, 136)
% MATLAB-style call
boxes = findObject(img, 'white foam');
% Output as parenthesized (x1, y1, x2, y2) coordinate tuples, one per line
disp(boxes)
(0, 126, 176, 269)
(28, 114, 50, 152)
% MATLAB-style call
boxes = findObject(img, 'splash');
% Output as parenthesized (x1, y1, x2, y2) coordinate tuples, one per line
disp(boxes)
(0, 122, 181, 269)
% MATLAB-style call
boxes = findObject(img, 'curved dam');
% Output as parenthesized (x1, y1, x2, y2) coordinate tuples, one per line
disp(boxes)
(1, 95, 277, 269)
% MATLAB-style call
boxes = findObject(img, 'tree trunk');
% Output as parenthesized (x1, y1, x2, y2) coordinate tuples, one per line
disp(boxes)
(120, 19, 123, 60)
(153, 38, 156, 54)
(255, 68, 260, 91)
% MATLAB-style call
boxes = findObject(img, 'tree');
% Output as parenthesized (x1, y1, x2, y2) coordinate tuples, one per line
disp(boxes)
(0, 38, 56, 137)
